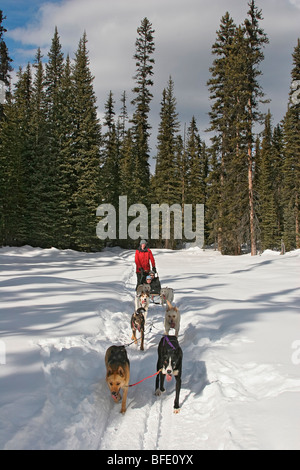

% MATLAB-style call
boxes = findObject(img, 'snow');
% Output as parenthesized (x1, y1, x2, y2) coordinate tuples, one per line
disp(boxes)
(0, 245, 300, 450)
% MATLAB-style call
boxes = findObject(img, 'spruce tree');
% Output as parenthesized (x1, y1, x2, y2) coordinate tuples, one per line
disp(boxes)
(153, 77, 181, 248)
(207, 3, 269, 255)
(282, 39, 300, 250)
(207, 15, 249, 254)
(186, 116, 207, 206)
(244, 0, 269, 255)
(118, 128, 136, 247)
(272, 123, 285, 242)
(154, 76, 180, 205)
(41, 27, 65, 247)
(225, 25, 254, 255)
(207, 11, 237, 132)
(57, 54, 77, 248)
(119, 128, 135, 204)
(205, 145, 222, 248)
(0, 66, 32, 245)
(72, 32, 102, 251)
(26, 49, 48, 246)
(184, 117, 208, 246)
(175, 133, 187, 208)
(206, 12, 238, 253)
(257, 111, 279, 250)
(101, 91, 119, 207)
(119, 90, 128, 140)
(0, 11, 13, 120)
(131, 17, 155, 205)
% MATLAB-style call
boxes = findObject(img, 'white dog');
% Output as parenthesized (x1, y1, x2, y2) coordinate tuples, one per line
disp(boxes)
(160, 287, 174, 306)
(164, 300, 180, 337)
(135, 291, 150, 321)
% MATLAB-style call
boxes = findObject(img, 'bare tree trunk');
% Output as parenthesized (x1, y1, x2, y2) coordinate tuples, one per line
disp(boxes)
(218, 148, 225, 254)
(296, 192, 300, 249)
(248, 143, 257, 255)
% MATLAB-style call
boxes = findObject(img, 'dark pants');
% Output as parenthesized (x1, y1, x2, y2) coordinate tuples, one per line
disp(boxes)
(136, 271, 148, 290)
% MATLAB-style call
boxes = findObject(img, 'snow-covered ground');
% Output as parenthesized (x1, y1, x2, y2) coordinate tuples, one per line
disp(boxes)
(0, 245, 299, 450)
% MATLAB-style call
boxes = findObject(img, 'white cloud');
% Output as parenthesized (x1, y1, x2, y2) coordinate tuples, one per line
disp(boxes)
(289, 0, 300, 8)
(6, 0, 300, 149)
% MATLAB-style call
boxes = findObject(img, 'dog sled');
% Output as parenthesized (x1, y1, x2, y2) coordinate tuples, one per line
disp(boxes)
(136, 271, 174, 306)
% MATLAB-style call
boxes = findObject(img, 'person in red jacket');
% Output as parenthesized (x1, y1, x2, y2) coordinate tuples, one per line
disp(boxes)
(135, 240, 156, 289)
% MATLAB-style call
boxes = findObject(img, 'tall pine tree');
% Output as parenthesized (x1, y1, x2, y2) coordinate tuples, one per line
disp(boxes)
(207, 3, 269, 255)
(131, 18, 155, 206)
(57, 54, 77, 248)
(0, 11, 13, 120)
(0, 65, 32, 245)
(39, 27, 65, 247)
(257, 111, 279, 250)
(206, 12, 238, 253)
(101, 90, 119, 208)
(186, 116, 207, 207)
(72, 32, 102, 251)
(282, 39, 300, 251)
(244, 0, 269, 255)
(154, 76, 180, 205)
(152, 77, 181, 248)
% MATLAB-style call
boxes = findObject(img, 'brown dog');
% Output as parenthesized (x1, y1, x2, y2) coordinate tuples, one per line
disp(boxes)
(131, 307, 146, 351)
(105, 345, 130, 414)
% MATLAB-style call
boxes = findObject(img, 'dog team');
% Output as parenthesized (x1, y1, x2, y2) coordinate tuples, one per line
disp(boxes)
(105, 240, 183, 415)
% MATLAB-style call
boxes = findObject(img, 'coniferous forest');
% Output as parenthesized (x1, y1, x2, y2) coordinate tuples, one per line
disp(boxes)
(0, 1, 299, 254)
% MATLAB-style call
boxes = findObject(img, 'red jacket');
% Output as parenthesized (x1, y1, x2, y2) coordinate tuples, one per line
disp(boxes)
(135, 248, 155, 273)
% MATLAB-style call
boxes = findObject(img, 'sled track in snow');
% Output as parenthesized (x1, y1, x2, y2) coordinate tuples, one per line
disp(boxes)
(94, 249, 207, 451)
(96, 250, 167, 450)
(96, 250, 196, 450)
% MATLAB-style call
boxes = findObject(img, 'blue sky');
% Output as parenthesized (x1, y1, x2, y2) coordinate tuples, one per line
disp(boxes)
(1, 0, 300, 151)
(1, 0, 63, 67)
(1, 1, 62, 57)
(2, 0, 44, 29)
(2, 1, 62, 36)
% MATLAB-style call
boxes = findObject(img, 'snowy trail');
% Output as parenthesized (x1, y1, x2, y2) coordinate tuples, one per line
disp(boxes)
(97, 258, 167, 451)
(0, 246, 300, 450)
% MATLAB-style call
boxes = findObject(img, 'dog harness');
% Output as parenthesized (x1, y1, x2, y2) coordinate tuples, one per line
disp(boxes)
(163, 335, 176, 350)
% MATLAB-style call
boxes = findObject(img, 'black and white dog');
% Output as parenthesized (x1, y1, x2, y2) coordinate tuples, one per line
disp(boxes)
(155, 335, 183, 413)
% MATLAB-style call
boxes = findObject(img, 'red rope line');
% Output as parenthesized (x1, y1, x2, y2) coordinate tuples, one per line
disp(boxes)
(128, 369, 161, 387)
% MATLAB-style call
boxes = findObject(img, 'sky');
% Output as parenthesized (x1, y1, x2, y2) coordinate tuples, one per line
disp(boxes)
(1, 0, 300, 155)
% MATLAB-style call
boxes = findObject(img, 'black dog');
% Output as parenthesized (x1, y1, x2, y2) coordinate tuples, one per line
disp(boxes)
(131, 307, 146, 350)
(155, 335, 183, 413)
